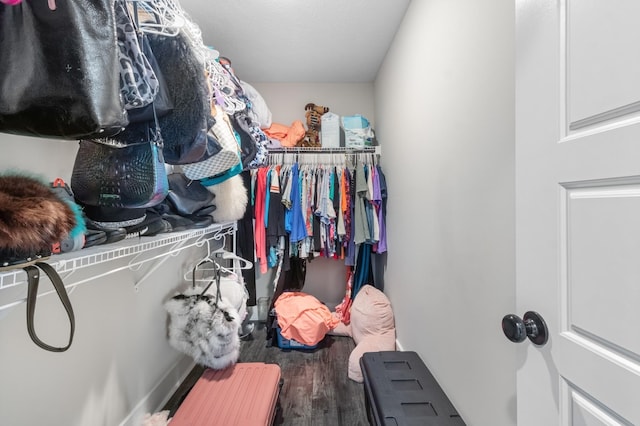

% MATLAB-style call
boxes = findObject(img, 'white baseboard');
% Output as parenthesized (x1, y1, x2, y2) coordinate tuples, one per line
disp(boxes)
(118, 356, 195, 426)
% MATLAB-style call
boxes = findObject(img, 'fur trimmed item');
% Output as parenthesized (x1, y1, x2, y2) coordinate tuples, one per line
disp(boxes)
(0, 175, 76, 257)
(147, 31, 218, 165)
(165, 285, 241, 370)
(207, 174, 248, 222)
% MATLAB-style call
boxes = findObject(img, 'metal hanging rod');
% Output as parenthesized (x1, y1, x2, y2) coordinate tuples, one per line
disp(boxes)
(267, 146, 380, 155)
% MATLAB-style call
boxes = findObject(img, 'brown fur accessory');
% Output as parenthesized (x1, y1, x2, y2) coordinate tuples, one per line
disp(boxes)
(0, 174, 76, 258)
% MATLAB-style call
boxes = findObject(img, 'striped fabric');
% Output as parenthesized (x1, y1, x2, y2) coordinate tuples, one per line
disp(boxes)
(183, 105, 241, 180)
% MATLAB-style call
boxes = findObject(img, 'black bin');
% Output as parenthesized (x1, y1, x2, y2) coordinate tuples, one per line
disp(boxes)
(360, 351, 466, 426)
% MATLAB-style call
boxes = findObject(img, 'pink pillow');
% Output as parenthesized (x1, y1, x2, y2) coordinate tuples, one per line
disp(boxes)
(351, 285, 396, 344)
(347, 285, 396, 382)
(348, 334, 397, 382)
(329, 318, 352, 336)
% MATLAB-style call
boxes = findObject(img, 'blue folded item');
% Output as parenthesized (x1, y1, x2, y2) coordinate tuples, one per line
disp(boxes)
(341, 114, 370, 130)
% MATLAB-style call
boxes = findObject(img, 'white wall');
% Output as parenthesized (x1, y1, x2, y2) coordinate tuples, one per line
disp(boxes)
(248, 82, 375, 309)
(375, 1, 516, 425)
(0, 135, 202, 426)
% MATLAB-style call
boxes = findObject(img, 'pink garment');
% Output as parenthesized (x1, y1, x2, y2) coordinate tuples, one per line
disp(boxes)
(263, 121, 306, 147)
(333, 268, 354, 325)
(275, 292, 340, 346)
(254, 168, 268, 274)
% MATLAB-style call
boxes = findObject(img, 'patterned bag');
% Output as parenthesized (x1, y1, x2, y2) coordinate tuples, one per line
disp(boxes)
(182, 105, 242, 181)
(71, 123, 169, 209)
(126, 33, 174, 123)
(233, 111, 269, 169)
(115, 0, 158, 110)
(165, 265, 242, 370)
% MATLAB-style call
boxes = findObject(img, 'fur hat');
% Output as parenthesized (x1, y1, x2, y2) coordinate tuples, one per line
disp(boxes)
(0, 174, 76, 264)
(206, 174, 248, 223)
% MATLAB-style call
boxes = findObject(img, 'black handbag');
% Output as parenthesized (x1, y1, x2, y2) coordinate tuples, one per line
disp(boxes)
(166, 173, 216, 216)
(147, 31, 220, 165)
(71, 123, 169, 209)
(0, 0, 128, 139)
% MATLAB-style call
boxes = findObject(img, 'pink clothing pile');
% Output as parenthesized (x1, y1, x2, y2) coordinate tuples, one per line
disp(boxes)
(274, 291, 340, 346)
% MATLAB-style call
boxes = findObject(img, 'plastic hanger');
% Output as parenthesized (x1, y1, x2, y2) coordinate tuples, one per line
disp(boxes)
(184, 237, 253, 284)
(184, 252, 229, 283)
(210, 247, 253, 270)
(205, 54, 246, 114)
(130, 0, 184, 37)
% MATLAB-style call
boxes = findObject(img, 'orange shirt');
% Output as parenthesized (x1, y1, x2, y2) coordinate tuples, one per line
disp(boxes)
(274, 292, 340, 346)
(263, 121, 306, 147)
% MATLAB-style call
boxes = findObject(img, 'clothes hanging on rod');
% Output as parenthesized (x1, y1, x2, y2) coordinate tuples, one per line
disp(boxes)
(251, 150, 387, 296)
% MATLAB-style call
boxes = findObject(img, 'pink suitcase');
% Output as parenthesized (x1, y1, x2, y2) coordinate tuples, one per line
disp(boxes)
(169, 363, 282, 426)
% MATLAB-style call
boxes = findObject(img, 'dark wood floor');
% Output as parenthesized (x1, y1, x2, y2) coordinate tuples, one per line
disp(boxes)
(164, 322, 368, 426)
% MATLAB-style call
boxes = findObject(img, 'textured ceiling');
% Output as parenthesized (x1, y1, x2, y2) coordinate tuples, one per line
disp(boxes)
(179, 0, 411, 83)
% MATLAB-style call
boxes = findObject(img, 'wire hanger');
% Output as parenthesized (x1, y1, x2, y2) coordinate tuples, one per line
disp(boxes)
(131, 0, 185, 37)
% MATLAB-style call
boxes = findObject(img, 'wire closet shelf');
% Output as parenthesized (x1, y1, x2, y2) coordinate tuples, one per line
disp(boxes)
(0, 221, 237, 298)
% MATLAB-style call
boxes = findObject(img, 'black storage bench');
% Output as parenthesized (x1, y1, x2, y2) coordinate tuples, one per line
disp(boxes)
(360, 351, 466, 426)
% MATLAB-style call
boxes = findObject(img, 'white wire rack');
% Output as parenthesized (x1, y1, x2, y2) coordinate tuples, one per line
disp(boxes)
(267, 146, 381, 155)
(266, 146, 381, 167)
(0, 221, 237, 311)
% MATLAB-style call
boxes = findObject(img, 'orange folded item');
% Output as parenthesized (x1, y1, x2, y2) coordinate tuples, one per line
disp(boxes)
(263, 121, 305, 147)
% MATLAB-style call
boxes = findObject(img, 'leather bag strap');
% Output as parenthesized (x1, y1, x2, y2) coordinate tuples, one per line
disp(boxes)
(24, 263, 75, 352)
